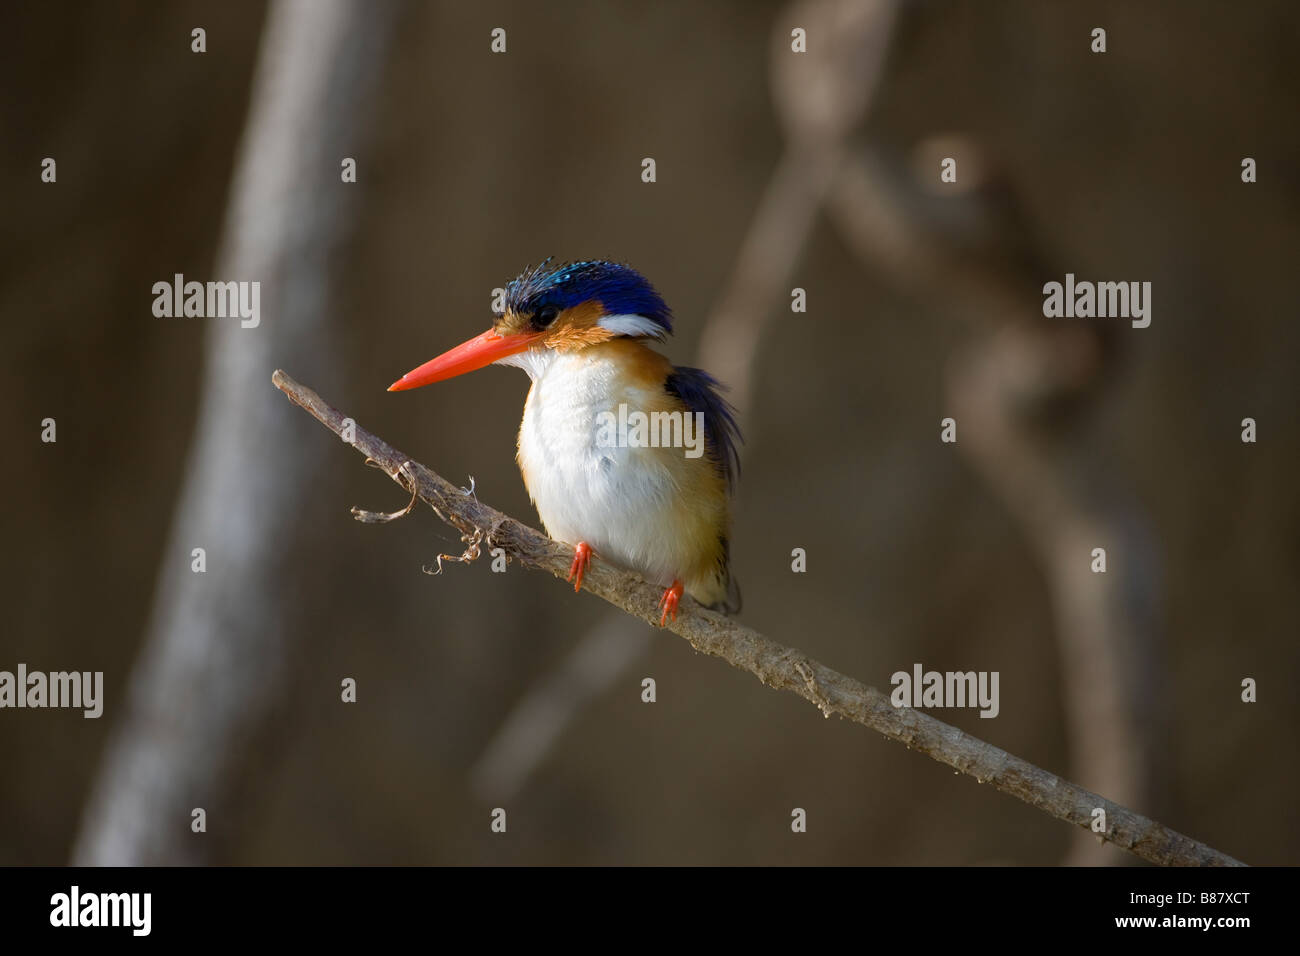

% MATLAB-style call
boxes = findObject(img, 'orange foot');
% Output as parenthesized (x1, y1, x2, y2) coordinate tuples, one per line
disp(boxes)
(658, 580, 684, 626)
(567, 542, 593, 593)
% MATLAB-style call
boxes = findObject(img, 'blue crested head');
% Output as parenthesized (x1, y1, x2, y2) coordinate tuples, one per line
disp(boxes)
(504, 259, 673, 337)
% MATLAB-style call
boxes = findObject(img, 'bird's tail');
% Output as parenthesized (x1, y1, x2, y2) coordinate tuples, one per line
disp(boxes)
(715, 572, 742, 616)
(703, 538, 741, 615)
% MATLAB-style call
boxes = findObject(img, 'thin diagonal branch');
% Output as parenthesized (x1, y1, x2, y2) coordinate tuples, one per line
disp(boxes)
(271, 369, 1243, 868)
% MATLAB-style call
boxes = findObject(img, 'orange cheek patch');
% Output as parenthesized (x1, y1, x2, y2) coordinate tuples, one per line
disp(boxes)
(549, 299, 615, 351)
(548, 325, 616, 351)
(560, 299, 606, 329)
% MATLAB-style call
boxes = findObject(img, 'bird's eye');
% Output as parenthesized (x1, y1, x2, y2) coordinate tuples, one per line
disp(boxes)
(534, 305, 561, 328)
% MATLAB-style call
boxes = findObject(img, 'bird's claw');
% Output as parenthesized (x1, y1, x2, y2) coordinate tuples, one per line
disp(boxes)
(567, 542, 593, 593)
(658, 581, 684, 626)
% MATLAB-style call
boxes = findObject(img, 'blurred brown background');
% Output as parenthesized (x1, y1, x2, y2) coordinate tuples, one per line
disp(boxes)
(1, 0, 1296, 865)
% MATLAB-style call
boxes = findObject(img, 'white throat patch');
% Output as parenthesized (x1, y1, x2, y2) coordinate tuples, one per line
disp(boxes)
(493, 348, 558, 382)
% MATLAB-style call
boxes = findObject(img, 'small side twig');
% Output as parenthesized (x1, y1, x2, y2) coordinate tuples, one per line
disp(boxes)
(351, 460, 419, 523)
(271, 368, 1244, 868)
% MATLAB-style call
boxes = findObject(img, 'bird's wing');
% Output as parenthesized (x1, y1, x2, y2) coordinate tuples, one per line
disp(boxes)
(664, 366, 742, 491)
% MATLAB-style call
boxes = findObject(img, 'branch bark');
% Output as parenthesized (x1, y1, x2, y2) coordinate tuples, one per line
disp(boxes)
(271, 369, 1244, 868)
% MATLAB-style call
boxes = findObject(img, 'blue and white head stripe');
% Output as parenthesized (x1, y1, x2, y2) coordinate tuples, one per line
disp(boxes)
(505, 259, 673, 336)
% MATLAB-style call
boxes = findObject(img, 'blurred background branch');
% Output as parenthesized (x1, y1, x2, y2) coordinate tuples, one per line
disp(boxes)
(73, 0, 404, 865)
(826, 109, 1162, 869)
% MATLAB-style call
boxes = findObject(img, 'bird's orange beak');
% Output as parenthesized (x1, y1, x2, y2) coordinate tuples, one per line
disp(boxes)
(388, 329, 544, 391)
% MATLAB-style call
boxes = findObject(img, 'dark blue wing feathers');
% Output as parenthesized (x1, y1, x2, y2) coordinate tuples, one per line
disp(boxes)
(665, 367, 742, 490)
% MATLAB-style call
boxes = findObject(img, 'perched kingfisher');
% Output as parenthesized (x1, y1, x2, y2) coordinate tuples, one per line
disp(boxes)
(388, 259, 742, 624)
